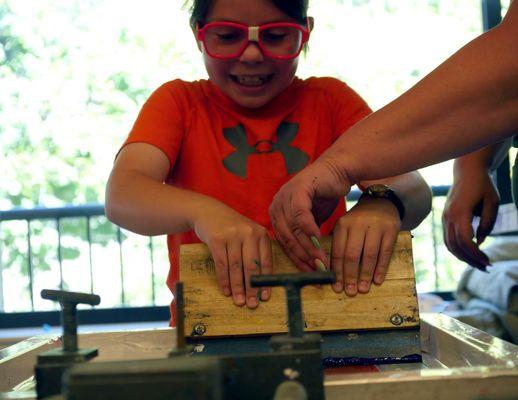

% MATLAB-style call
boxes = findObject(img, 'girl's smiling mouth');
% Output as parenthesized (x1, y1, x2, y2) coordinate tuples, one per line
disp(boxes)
(230, 73, 274, 87)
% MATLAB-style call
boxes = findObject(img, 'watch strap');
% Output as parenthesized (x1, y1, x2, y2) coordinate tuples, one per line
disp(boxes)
(359, 186, 406, 221)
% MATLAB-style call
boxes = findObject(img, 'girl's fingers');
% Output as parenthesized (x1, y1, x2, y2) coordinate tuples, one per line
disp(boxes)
(373, 230, 397, 285)
(343, 229, 366, 296)
(209, 241, 231, 297)
(330, 227, 347, 293)
(358, 229, 381, 293)
(242, 239, 260, 309)
(259, 234, 273, 301)
(226, 240, 246, 306)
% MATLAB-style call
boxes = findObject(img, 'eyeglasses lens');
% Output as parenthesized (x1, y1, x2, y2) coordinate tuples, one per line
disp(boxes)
(204, 25, 303, 58)
(260, 27, 303, 57)
(204, 25, 247, 57)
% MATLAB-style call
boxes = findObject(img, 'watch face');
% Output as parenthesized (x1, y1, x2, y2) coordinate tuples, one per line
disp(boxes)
(369, 184, 390, 197)
(363, 184, 405, 220)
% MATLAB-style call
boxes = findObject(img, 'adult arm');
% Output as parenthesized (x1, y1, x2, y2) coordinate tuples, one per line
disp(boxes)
(270, 1, 517, 250)
(324, 0, 518, 184)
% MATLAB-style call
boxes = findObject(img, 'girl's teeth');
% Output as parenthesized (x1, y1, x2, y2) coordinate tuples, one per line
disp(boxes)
(236, 75, 268, 86)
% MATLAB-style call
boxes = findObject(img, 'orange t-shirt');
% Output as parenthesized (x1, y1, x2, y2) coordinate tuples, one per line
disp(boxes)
(123, 77, 371, 324)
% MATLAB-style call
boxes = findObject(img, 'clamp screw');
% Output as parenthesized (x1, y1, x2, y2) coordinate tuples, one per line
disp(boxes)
(283, 368, 300, 380)
(390, 314, 404, 326)
(192, 323, 206, 336)
(41, 289, 100, 352)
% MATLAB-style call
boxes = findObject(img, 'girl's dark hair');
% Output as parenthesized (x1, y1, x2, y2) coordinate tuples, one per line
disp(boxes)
(186, 0, 309, 28)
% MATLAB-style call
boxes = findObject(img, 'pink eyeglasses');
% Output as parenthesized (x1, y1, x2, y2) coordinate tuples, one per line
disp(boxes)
(196, 19, 311, 60)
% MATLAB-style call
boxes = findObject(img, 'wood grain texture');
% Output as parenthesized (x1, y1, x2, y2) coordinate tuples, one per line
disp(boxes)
(180, 231, 419, 337)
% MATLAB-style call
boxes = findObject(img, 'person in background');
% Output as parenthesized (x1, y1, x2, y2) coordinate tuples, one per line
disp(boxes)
(105, 0, 431, 325)
(269, 1, 518, 267)
(442, 142, 518, 343)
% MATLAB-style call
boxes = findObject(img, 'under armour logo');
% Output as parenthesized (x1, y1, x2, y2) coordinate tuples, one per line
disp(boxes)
(222, 122, 309, 178)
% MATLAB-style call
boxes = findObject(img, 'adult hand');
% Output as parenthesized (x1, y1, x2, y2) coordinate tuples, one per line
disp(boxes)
(330, 197, 400, 295)
(193, 202, 272, 308)
(269, 158, 352, 271)
(442, 169, 499, 270)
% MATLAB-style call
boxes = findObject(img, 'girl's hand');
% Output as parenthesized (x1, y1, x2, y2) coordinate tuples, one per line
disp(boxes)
(192, 202, 272, 309)
(330, 197, 401, 295)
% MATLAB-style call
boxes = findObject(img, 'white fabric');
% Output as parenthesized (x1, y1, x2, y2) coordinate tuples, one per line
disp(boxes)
(454, 236, 518, 343)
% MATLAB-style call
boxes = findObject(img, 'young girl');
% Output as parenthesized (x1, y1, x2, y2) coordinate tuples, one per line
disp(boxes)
(105, 0, 431, 323)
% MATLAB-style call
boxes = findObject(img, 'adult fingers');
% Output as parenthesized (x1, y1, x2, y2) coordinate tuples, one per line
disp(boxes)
(456, 217, 490, 265)
(448, 222, 488, 270)
(442, 218, 454, 256)
(276, 232, 315, 273)
(445, 223, 474, 264)
(270, 191, 325, 265)
(443, 213, 476, 262)
(272, 213, 315, 270)
(454, 220, 489, 269)
(226, 240, 246, 306)
(373, 230, 397, 285)
(292, 224, 327, 267)
(284, 188, 322, 240)
(289, 194, 328, 263)
(453, 213, 474, 249)
(476, 199, 498, 244)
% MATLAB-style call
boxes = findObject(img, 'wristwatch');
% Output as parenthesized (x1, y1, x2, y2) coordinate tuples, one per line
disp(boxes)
(359, 184, 405, 221)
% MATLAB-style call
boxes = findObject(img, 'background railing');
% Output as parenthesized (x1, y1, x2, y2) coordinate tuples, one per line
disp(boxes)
(0, 0, 505, 328)
(0, 207, 172, 314)
(0, 186, 461, 325)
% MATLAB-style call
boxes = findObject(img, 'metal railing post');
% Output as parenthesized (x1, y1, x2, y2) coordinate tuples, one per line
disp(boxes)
(431, 203, 440, 292)
(0, 221, 4, 312)
(86, 216, 94, 295)
(481, 0, 502, 30)
(56, 217, 64, 291)
(149, 237, 156, 305)
(116, 226, 125, 306)
(27, 220, 35, 311)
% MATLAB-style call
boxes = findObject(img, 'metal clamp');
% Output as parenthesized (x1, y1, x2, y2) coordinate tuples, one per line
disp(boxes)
(41, 289, 100, 352)
(251, 272, 335, 338)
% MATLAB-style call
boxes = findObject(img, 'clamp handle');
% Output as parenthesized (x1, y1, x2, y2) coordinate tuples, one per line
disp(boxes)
(41, 289, 100, 352)
(251, 272, 335, 338)
(169, 282, 194, 356)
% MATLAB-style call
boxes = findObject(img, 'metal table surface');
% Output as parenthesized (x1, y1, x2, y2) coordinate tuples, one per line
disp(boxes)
(1, 313, 517, 399)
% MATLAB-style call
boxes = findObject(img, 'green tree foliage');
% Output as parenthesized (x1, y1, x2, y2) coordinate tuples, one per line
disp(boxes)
(0, 1, 192, 310)
(0, 0, 488, 311)
(0, 1, 148, 304)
